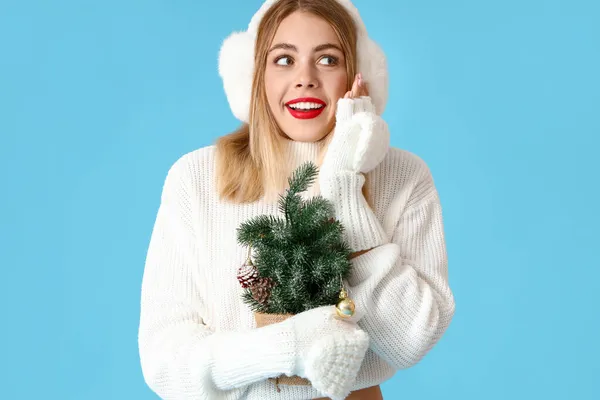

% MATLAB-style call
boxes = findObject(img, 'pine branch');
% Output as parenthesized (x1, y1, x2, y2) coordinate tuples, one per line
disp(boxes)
(236, 161, 354, 314)
(293, 196, 336, 241)
(237, 214, 284, 247)
(241, 289, 269, 313)
(287, 161, 318, 194)
(279, 162, 318, 225)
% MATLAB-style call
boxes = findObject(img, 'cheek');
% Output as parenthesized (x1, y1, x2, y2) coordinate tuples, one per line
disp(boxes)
(264, 77, 275, 106)
(264, 69, 284, 107)
(328, 72, 348, 101)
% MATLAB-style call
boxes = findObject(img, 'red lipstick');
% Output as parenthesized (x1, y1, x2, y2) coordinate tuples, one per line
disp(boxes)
(285, 97, 326, 119)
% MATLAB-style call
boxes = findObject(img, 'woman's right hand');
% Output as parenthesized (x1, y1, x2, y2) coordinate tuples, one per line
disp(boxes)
(281, 305, 370, 400)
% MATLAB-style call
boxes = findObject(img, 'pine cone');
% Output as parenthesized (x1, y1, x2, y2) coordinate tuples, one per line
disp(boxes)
(237, 260, 259, 288)
(250, 277, 275, 305)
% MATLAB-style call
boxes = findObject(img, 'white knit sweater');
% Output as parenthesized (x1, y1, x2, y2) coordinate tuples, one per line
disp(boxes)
(138, 139, 455, 399)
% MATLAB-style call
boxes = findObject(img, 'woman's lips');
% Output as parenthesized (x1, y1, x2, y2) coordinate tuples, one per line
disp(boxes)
(285, 97, 326, 120)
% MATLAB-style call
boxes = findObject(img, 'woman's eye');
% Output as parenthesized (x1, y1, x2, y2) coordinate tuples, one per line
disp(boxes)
(319, 56, 338, 66)
(275, 56, 292, 66)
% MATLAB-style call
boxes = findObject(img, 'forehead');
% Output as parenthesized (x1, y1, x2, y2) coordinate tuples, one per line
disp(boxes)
(272, 11, 340, 48)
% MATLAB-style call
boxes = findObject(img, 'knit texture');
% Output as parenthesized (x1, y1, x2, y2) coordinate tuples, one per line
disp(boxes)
(318, 96, 391, 252)
(304, 327, 370, 399)
(282, 305, 371, 399)
(138, 139, 455, 399)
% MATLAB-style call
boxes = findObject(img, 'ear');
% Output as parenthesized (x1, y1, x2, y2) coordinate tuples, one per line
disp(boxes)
(356, 35, 388, 116)
(218, 31, 255, 123)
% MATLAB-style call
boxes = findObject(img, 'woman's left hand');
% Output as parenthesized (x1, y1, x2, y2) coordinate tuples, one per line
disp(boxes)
(319, 73, 390, 179)
(344, 72, 369, 99)
(318, 73, 391, 253)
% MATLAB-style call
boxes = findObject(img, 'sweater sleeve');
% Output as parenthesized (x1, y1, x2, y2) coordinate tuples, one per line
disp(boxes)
(339, 167, 455, 370)
(138, 156, 297, 400)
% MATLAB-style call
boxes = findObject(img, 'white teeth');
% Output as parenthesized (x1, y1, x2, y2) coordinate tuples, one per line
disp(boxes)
(288, 102, 324, 110)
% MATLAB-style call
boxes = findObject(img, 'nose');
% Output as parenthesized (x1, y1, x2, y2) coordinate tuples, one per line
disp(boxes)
(295, 63, 319, 89)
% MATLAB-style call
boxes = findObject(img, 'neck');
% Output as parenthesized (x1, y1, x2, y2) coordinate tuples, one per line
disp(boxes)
(281, 137, 323, 169)
(273, 137, 324, 201)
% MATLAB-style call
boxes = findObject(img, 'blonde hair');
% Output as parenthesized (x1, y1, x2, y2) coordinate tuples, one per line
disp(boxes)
(215, 0, 370, 204)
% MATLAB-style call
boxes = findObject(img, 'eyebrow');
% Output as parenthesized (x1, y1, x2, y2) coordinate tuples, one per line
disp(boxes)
(268, 42, 343, 53)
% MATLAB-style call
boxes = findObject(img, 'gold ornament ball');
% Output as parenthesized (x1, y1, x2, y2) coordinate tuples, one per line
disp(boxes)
(336, 297, 356, 318)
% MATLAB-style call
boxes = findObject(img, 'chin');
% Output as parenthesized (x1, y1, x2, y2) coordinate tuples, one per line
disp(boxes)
(282, 129, 329, 143)
(279, 119, 334, 143)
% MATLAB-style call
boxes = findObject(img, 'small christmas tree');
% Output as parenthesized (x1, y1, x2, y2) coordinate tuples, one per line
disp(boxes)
(236, 161, 353, 315)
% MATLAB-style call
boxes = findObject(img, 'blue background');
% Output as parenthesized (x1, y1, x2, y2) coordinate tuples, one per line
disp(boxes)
(1, 0, 598, 398)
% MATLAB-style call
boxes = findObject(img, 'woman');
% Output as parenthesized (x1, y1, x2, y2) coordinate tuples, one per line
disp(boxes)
(138, 0, 456, 399)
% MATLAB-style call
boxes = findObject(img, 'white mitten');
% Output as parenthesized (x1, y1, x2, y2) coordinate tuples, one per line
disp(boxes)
(317, 96, 390, 252)
(280, 305, 370, 400)
(319, 96, 390, 181)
